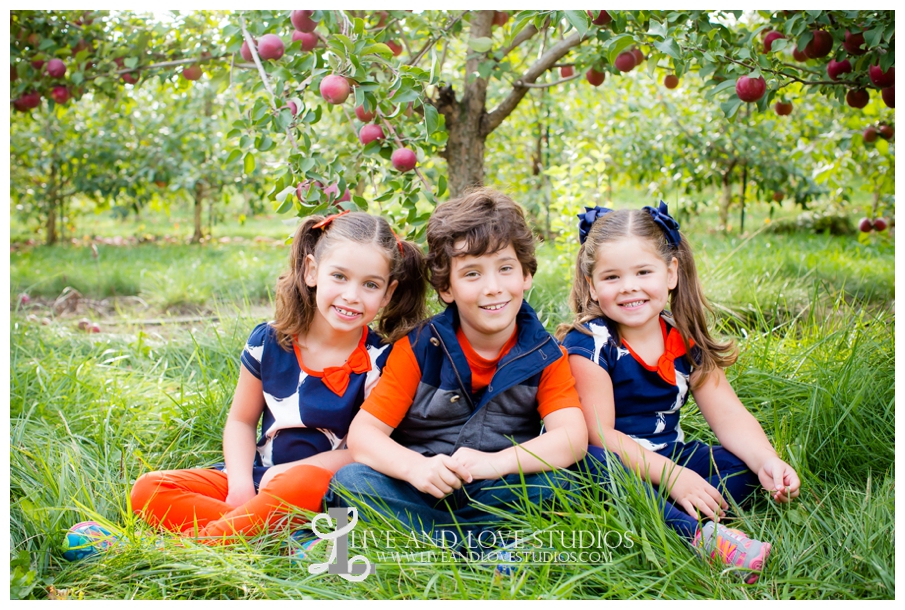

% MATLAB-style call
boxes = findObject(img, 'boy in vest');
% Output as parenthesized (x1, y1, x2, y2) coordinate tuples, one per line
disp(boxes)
(330, 188, 588, 545)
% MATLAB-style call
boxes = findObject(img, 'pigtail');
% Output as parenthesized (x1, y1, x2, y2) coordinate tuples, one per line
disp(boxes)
(668, 235, 738, 387)
(377, 238, 428, 343)
(555, 244, 604, 341)
(272, 215, 326, 351)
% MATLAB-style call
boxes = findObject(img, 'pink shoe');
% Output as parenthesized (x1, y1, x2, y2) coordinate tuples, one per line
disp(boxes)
(693, 521, 771, 584)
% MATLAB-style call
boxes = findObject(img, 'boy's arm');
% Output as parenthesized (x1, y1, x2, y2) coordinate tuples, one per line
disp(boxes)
(452, 346, 589, 479)
(693, 368, 800, 502)
(345, 336, 472, 498)
(348, 410, 472, 498)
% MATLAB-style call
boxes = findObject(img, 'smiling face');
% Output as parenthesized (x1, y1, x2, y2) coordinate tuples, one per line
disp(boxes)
(304, 239, 397, 335)
(438, 242, 533, 351)
(587, 235, 677, 340)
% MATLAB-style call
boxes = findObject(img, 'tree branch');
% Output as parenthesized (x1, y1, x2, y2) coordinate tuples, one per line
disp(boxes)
(408, 12, 467, 67)
(517, 72, 582, 88)
(482, 30, 586, 137)
(498, 24, 539, 59)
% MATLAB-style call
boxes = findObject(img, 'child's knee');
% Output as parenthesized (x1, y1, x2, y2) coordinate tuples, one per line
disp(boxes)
(130, 471, 166, 512)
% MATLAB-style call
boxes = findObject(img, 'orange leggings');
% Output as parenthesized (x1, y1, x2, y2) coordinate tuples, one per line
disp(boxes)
(130, 464, 332, 540)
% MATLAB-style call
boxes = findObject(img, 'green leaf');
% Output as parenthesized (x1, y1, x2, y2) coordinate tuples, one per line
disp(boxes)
(468, 37, 493, 53)
(477, 60, 495, 80)
(864, 27, 884, 49)
(225, 149, 243, 165)
(720, 96, 744, 119)
(563, 11, 589, 37)
(257, 135, 274, 152)
(705, 78, 738, 100)
(606, 34, 635, 64)
(424, 103, 439, 136)
(124, 57, 139, 69)
(654, 38, 680, 59)
(243, 152, 255, 175)
(363, 43, 393, 57)
(437, 175, 447, 198)
(648, 19, 668, 39)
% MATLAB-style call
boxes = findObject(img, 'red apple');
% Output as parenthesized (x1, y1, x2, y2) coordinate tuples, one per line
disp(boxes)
(664, 74, 679, 89)
(374, 11, 388, 28)
(358, 123, 385, 145)
(763, 31, 785, 53)
(879, 124, 893, 140)
(826, 59, 852, 81)
(77, 318, 91, 331)
(13, 91, 41, 111)
(284, 101, 298, 115)
(355, 105, 376, 122)
(11, 64, 18, 81)
(182, 64, 203, 81)
(72, 39, 91, 57)
(492, 11, 509, 27)
(804, 30, 832, 59)
(631, 48, 645, 66)
(291, 10, 317, 33)
(792, 47, 808, 62)
(241, 40, 254, 62)
(858, 217, 873, 232)
(588, 11, 612, 26)
(560, 65, 574, 78)
(735, 75, 766, 102)
(90, 323, 101, 334)
(614, 52, 636, 72)
(51, 85, 70, 104)
(391, 147, 417, 172)
(292, 30, 318, 52)
(881, 86, 894, 109)
(774, 101, 793, 115)
(843, 30, 866, 56)
(873, 217, 888, 231)
(846, 88, 870, 109)
(387, 40, 403, 57)
(586, 68, 606, 86)
(27, 33, 40, 47)
(18, 293, 31, 305)
(320, 74, 350, 104)
(869, 64, 894, 88)
(863, 127, 878, 142)
(257, 34, 284, 61)
(46, 58, 66, 78)
(322, 183, 351, 202)
(31, 59, 44, 70)
(772, 191, 784, 202)
(122, 71, 138, 84)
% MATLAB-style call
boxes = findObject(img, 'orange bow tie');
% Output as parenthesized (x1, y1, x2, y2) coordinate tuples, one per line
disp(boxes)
(293, 334, 371, 397)
(656, 328, 689, 386)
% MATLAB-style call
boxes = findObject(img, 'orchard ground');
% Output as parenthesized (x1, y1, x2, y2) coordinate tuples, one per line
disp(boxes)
(9, 194, 895, 600)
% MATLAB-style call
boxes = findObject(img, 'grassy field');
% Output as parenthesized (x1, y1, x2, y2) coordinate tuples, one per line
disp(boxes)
(8, 203, 895, 600)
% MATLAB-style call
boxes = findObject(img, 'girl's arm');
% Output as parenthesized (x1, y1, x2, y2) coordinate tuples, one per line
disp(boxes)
(692, 368, 800, 502)
(569, 355, 728, 520)
(222, 365, 265, 507)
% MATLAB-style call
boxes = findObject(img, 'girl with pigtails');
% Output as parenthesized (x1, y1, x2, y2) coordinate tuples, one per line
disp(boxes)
(129, 210, 428, 541)
(558, 202, 800, 584)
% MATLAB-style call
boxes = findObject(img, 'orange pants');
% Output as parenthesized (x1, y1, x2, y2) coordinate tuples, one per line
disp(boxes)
(130, 464, 332, 540)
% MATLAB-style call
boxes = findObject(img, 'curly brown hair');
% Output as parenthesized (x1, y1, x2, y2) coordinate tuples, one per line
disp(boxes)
(272, 212, 428, 349)
(426, 188, 537, 297)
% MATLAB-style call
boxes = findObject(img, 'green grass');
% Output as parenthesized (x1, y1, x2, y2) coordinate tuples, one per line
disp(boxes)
(8, 213, 895, 600)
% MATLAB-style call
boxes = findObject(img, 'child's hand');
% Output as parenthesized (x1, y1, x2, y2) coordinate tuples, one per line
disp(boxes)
(225, 479, 257, 508)
(757, 456, 801, 503)
(668, 468, 729, 521)
(409, 454, 472, 499)
(451, 447, 503, 480)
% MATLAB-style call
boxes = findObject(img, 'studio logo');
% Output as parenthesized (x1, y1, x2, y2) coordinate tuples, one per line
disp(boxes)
(308, 507, 374, 581)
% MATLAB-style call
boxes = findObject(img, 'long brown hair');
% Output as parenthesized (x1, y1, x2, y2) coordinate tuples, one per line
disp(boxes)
(556, 208, 737, 386)
(272, 212, 428, 349)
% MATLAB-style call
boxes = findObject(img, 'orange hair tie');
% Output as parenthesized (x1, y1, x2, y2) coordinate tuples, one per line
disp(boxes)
(312, 209, 351, 230)
(392, 230, 405, 257)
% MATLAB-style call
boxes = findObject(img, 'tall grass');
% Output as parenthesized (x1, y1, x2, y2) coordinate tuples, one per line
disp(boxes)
(9, 231, 894, 600)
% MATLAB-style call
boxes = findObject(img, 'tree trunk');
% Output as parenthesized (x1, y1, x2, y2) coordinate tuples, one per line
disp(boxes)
(192, 182, 205, 243)
(46, 205, 58, 246)
(719, 170, 733, 230)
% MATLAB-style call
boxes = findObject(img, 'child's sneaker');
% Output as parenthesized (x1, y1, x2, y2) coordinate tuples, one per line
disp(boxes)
(693, 521, 771, 584)
(287, 530, 329, 565)
(62, 521, 118, 561)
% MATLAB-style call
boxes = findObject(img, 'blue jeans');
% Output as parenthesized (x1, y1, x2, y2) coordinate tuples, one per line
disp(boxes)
(575, 441, 759, 540)
(326, 462, 571, 548)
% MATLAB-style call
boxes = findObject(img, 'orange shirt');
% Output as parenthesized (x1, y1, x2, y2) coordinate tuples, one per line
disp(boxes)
(363, 326, 579, 429)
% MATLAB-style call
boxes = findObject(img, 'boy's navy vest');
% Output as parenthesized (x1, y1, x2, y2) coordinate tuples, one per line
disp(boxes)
(392, 301, 563, 457)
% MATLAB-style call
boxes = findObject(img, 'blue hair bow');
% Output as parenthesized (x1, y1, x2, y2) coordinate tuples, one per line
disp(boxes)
(577, 206, 613, 244)
(643, 201, 681, 247)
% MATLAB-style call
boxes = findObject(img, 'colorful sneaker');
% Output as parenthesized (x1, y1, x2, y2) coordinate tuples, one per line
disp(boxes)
(693, 521, 771, 584)
(287, 530, 328, 564)
(62, 521, 118, 561)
